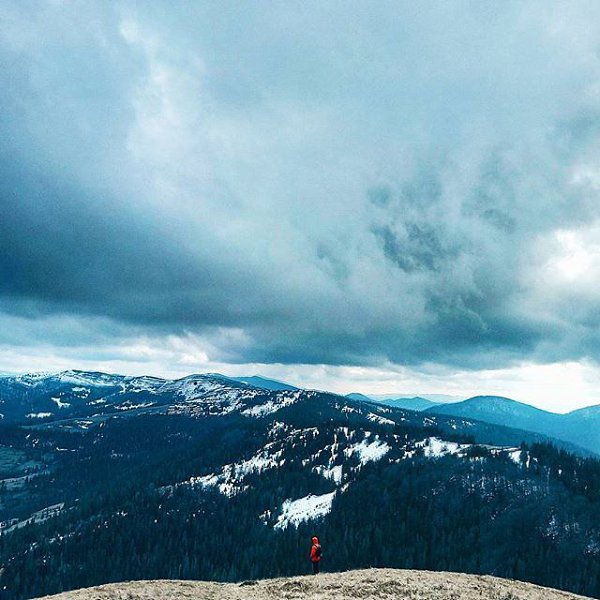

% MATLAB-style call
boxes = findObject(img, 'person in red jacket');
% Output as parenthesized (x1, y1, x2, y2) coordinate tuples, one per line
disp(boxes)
(310, 536, 322, 574)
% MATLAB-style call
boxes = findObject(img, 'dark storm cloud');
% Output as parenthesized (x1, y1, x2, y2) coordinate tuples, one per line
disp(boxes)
(2, 1, 600, 370)
(0, 157, 261, 327)
(372, 222, 451, 273)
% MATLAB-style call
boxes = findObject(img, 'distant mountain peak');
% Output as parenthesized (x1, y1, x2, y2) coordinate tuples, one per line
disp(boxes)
(230, 375, 298, 391)
(346, 392, 373, 402)
(457, 395, 552, 415)
(375, 396, 440, 412)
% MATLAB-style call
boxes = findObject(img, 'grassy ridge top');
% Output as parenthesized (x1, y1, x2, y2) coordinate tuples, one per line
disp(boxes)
(36, 568, 594, 600)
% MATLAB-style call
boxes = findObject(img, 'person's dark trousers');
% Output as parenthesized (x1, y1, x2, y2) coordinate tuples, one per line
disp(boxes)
(312, 561, 320, 575)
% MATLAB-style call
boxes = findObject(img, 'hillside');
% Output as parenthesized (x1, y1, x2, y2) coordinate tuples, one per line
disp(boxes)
(35, 569, 594, 600)
(427, 396, 558, 430)
(426, 396, 600, 455)
(1, 371, 600, 599)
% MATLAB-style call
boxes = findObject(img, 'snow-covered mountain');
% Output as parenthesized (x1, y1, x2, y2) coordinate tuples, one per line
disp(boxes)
(0, 371, 583, 451)
(0, 370, 279, 424)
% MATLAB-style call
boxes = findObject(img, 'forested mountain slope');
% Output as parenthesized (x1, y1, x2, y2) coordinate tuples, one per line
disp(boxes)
(427, 396, 600, 455)
(0, 372, 599, 600)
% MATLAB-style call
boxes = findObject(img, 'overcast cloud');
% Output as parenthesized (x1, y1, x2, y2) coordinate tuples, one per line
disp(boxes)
(2, 2, 600, 409)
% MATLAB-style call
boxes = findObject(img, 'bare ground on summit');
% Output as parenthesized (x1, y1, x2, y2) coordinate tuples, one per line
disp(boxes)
(35, 568, 596, 600)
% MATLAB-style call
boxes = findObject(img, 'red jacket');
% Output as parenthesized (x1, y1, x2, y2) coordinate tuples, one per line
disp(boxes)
(310, 536, 321, 562)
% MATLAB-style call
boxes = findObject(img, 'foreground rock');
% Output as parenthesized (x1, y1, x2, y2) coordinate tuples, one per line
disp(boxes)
(35, 568, 593, 600)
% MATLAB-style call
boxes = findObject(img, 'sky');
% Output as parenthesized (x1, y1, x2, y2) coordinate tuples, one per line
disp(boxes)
(2, 1, 600, 412)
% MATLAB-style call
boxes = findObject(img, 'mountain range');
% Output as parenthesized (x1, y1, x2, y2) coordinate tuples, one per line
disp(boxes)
(346, 390, 600, 456)
(346, 393, 439, 411)
(378, 396, 440, 411)
(0, 370, 599, 600)
(424, 395, 600, 456)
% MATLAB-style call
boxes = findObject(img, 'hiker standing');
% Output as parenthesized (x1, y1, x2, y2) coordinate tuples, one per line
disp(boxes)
(310, 536, 322, 574)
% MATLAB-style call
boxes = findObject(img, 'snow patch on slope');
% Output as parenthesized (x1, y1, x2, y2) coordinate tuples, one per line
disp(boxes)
(274, 491, 336, 530)
(367, 413, 395, 426)
(51, 397, 71, 409)
(186, 448, 286, 497)
(418, 437, 467, 457)
(345, 436, 390, 465)
(115, 402, 155, 411)
(313, 464, 343, 484)
(26, 412, 52, 419)
(242, 391, 302, 417)
(57, 371, 120, 387)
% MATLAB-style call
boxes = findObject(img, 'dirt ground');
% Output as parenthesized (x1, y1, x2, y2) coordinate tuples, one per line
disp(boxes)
(35, 568, 596, 600)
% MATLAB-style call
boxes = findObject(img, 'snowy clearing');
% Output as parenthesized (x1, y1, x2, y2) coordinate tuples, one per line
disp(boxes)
(367, 413, 395, 426)
(51, 397, 71, 408)
(274, 491, 336, 530)
(313, 464, 343, 484)
(344, 437, 391, 465)
(242, 392, 300, 417)
(420, 437, 465, 457)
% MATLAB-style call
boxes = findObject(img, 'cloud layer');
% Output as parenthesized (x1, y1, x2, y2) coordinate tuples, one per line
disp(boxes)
(2, 1, 600, 378)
